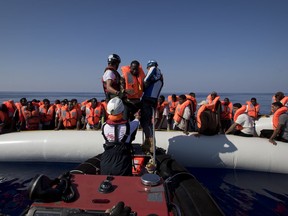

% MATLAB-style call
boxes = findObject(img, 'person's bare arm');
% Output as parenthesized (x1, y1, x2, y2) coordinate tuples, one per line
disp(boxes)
(105, 79, 118, 95)
(225, 122, 237, 134)
(269, 124, 282, 145)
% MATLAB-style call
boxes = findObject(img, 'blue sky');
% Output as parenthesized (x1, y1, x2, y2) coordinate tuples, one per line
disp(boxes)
(1, 0, 287, 94)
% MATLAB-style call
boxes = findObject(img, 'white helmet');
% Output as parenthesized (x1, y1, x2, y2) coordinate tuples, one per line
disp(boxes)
(107, 97, 124, 115)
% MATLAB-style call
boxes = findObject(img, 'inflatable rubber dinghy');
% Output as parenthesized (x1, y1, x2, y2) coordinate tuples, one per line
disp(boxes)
(1, 115, 287, 174)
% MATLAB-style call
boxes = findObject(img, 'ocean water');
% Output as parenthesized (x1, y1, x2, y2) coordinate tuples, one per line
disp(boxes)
(0, 91, 288, 216)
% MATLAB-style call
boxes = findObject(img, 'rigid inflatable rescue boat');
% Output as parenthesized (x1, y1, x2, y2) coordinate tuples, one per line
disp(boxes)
(21, 150, 224, 216)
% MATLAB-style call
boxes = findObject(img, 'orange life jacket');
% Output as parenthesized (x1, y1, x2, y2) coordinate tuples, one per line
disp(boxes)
(121, 65, 145, 99)
(61, 107, 78, 128)
(196, 104, 206, 129)
(157, 101, 169, 116)
(39, 104, 55, 123)
(86, 102, 103, 125)
(271, 95, 288, 113)
(173, 100, 190, 124)
(221, 101, 233, 120)
(273, 107, 288, 129)
(0, 110, 6, 123)
(3, 100, 16, 118)
(233, 105, 247, 130)
(246, 101, 260, 119)
(23, 108, 40, 130)
(206, 95, 220, 112)
(55, 104, 63, 119)
(15, 102, 25, 122)
(32, 101, 40, 108)
(75, 103, 82, 119)
(185, 95, 197, 114)
(167, 95, 179, 114)
(81, 100, 90, 108)
(281, 96, 288, 107)
(101, 101, 108, 119)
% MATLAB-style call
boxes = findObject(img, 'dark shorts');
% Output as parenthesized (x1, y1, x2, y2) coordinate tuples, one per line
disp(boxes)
(260, 129, 274, 138)
(123, 99, 142, 121)
(260, 129, 288, 142)
(234, 130, 253, 137)
(100, 144, 132, 176)
(140, 99, 157, 138)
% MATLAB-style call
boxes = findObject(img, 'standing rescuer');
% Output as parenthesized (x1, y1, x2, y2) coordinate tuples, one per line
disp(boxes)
(102, 54, 125, 101)
(140, 60, 163, 153)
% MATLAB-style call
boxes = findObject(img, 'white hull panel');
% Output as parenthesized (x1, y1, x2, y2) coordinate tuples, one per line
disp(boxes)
(0, 115, 287, 174)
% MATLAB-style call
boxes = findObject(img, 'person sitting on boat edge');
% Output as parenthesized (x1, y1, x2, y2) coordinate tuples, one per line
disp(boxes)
(23, 101, 41, 130)
(55, 100, 81, 130)
(0, 104, 8, 134)
(39, 99, 55, 130)
(205, 91, 222, 132)
(220, 97, 233, 133)
(82, 97, 105, 130)
(246, 97, 260, 120)
(173, 94, 191, 135)
(167, 94, 179, 130)
(196, 100, 219, 136)
(270, 91, 288, 114)
(101, 96, 140, 176)
(225, 103, 254, 137)
(14, 97, 28, 131)
(186, 92, 197, 132)
(155, 95, 169, 130)
(2, 100, 17, 132)
(274, 92, 288, 107)
(260, 101, 288, 145)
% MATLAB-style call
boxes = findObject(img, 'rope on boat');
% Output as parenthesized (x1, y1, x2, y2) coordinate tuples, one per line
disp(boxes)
(164, 172, 195, 184)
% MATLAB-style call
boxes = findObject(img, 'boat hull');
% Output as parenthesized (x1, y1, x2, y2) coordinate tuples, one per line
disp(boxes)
(24, 154, 224, 216)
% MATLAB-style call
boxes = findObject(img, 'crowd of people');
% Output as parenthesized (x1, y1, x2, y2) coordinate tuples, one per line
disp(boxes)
(154, 91, 288, 145)
(0, 53, 287, 149)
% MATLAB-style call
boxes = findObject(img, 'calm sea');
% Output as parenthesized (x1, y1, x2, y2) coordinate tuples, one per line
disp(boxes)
(0, 91, 288, 216)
